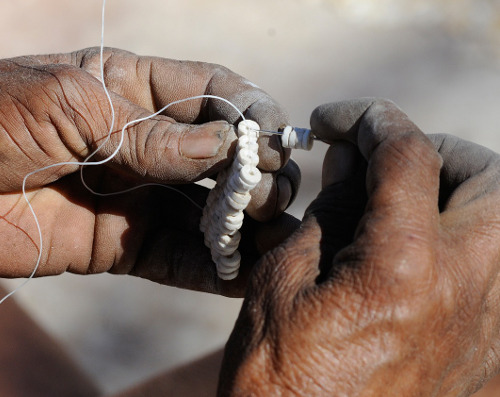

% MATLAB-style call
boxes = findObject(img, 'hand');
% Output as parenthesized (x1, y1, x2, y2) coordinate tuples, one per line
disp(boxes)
(219, 98, 500, 395)
(0, 47, 299, 297)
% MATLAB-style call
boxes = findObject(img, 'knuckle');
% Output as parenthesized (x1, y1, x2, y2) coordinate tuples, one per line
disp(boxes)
(374, 132, 442, 176)
(370, 97, 398, 111)
(400, 133, 441, 167)
(40, 63, 81, 83)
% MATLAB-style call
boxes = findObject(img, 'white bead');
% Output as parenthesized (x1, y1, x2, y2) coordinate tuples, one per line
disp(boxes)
(237, 136, 259, 153)
(220, 231, 241, 246)
(214, 233, 238, 249)
(217, 251, 241, 272)
(213, 233, 241, 256)
(281, 126, 313, 151)
(237, 135, 250, 147)
(237, 120, 260, 139)
(229, 190, 252, 206)
(205, 185, 221, 208)
(213, 244, 237, 256)
(221, 211, 244, 231)
(239, 164, 262, 188)
(282, 125, 293, 148)
(221, 219, 243, 233)
(217, 268, 239, 281)
(217, 226, 239, 238)
(204, 192, 215, 210)
(236, 148, 259, 168)
(217, 264, 239, 277)
(224, 193, 250, 211)
(227, 165, 260, 193)
(227, 174, 246, 194)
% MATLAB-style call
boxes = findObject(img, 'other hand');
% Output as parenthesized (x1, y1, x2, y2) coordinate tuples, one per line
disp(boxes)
(220, 98, 500, 395)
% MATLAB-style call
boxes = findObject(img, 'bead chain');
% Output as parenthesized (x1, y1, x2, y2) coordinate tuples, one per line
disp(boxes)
(199, 120, 261, 280)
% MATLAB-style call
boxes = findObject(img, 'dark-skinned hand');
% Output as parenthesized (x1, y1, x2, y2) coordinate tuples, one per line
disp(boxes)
(220, 98, 500, 395)
(0, 47, 300, 297)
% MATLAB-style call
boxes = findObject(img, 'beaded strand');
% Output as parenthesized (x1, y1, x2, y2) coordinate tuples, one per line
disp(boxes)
(200, 120, 261, 280)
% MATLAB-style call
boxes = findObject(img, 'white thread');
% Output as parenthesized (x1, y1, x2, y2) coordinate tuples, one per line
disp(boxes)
(0, 0, 253, 304)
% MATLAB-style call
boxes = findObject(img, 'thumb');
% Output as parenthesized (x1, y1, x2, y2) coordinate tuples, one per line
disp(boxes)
(84, 92, 237, 183)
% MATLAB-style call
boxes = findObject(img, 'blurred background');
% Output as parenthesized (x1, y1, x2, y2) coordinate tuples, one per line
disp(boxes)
(0, 0, 499, 394)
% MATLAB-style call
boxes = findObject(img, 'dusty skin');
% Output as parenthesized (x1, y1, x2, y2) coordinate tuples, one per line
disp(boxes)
(1, 0, 500, 394)
(220, 99, 500, 396)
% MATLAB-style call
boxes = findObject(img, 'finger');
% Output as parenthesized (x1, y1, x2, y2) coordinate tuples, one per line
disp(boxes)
(427, 134, 500, 210)
(310, 97, 377, 145)
(312, 99, 443, 287)
(245, 159, 301, 222)
(427, 134, 500, 292)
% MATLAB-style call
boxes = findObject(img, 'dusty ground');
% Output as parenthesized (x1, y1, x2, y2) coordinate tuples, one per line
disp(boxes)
(0, 0, 499, 394)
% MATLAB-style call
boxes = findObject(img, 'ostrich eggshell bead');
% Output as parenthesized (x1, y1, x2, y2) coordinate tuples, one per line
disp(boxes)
(229, 191, 252, 205)
(219, 231, 241, 246)
(218, 200, 242, 218)
(217, 251, 241, 272)
(237, 120, 260, 139)
(227, 173, 252, 194)
(222, 218, 243, 233)
(236, 134, 250, 148)
(236, 148, 259, 168)
(222, 211, 245, 230)
(281, 126, 292, 147)
(214, 235, 239, 253)
(237, 137, 259, 154)
(213, 244, 237, 256)
(239, 164, 262, 187)
(225, 194, 249, 211)
(217, 269, 239, 281)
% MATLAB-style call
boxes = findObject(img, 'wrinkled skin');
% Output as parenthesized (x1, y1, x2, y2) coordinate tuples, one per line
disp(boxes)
(0, 47, 300, 297)
(220, 99, 500, 396)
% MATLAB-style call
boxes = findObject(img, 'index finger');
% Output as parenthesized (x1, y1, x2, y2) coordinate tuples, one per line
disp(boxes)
(311, 99, 442, 287)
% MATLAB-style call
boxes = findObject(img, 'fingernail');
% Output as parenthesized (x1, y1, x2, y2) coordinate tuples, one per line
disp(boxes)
(180, 123, 231, 159)
(276, 175, 292, 213)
